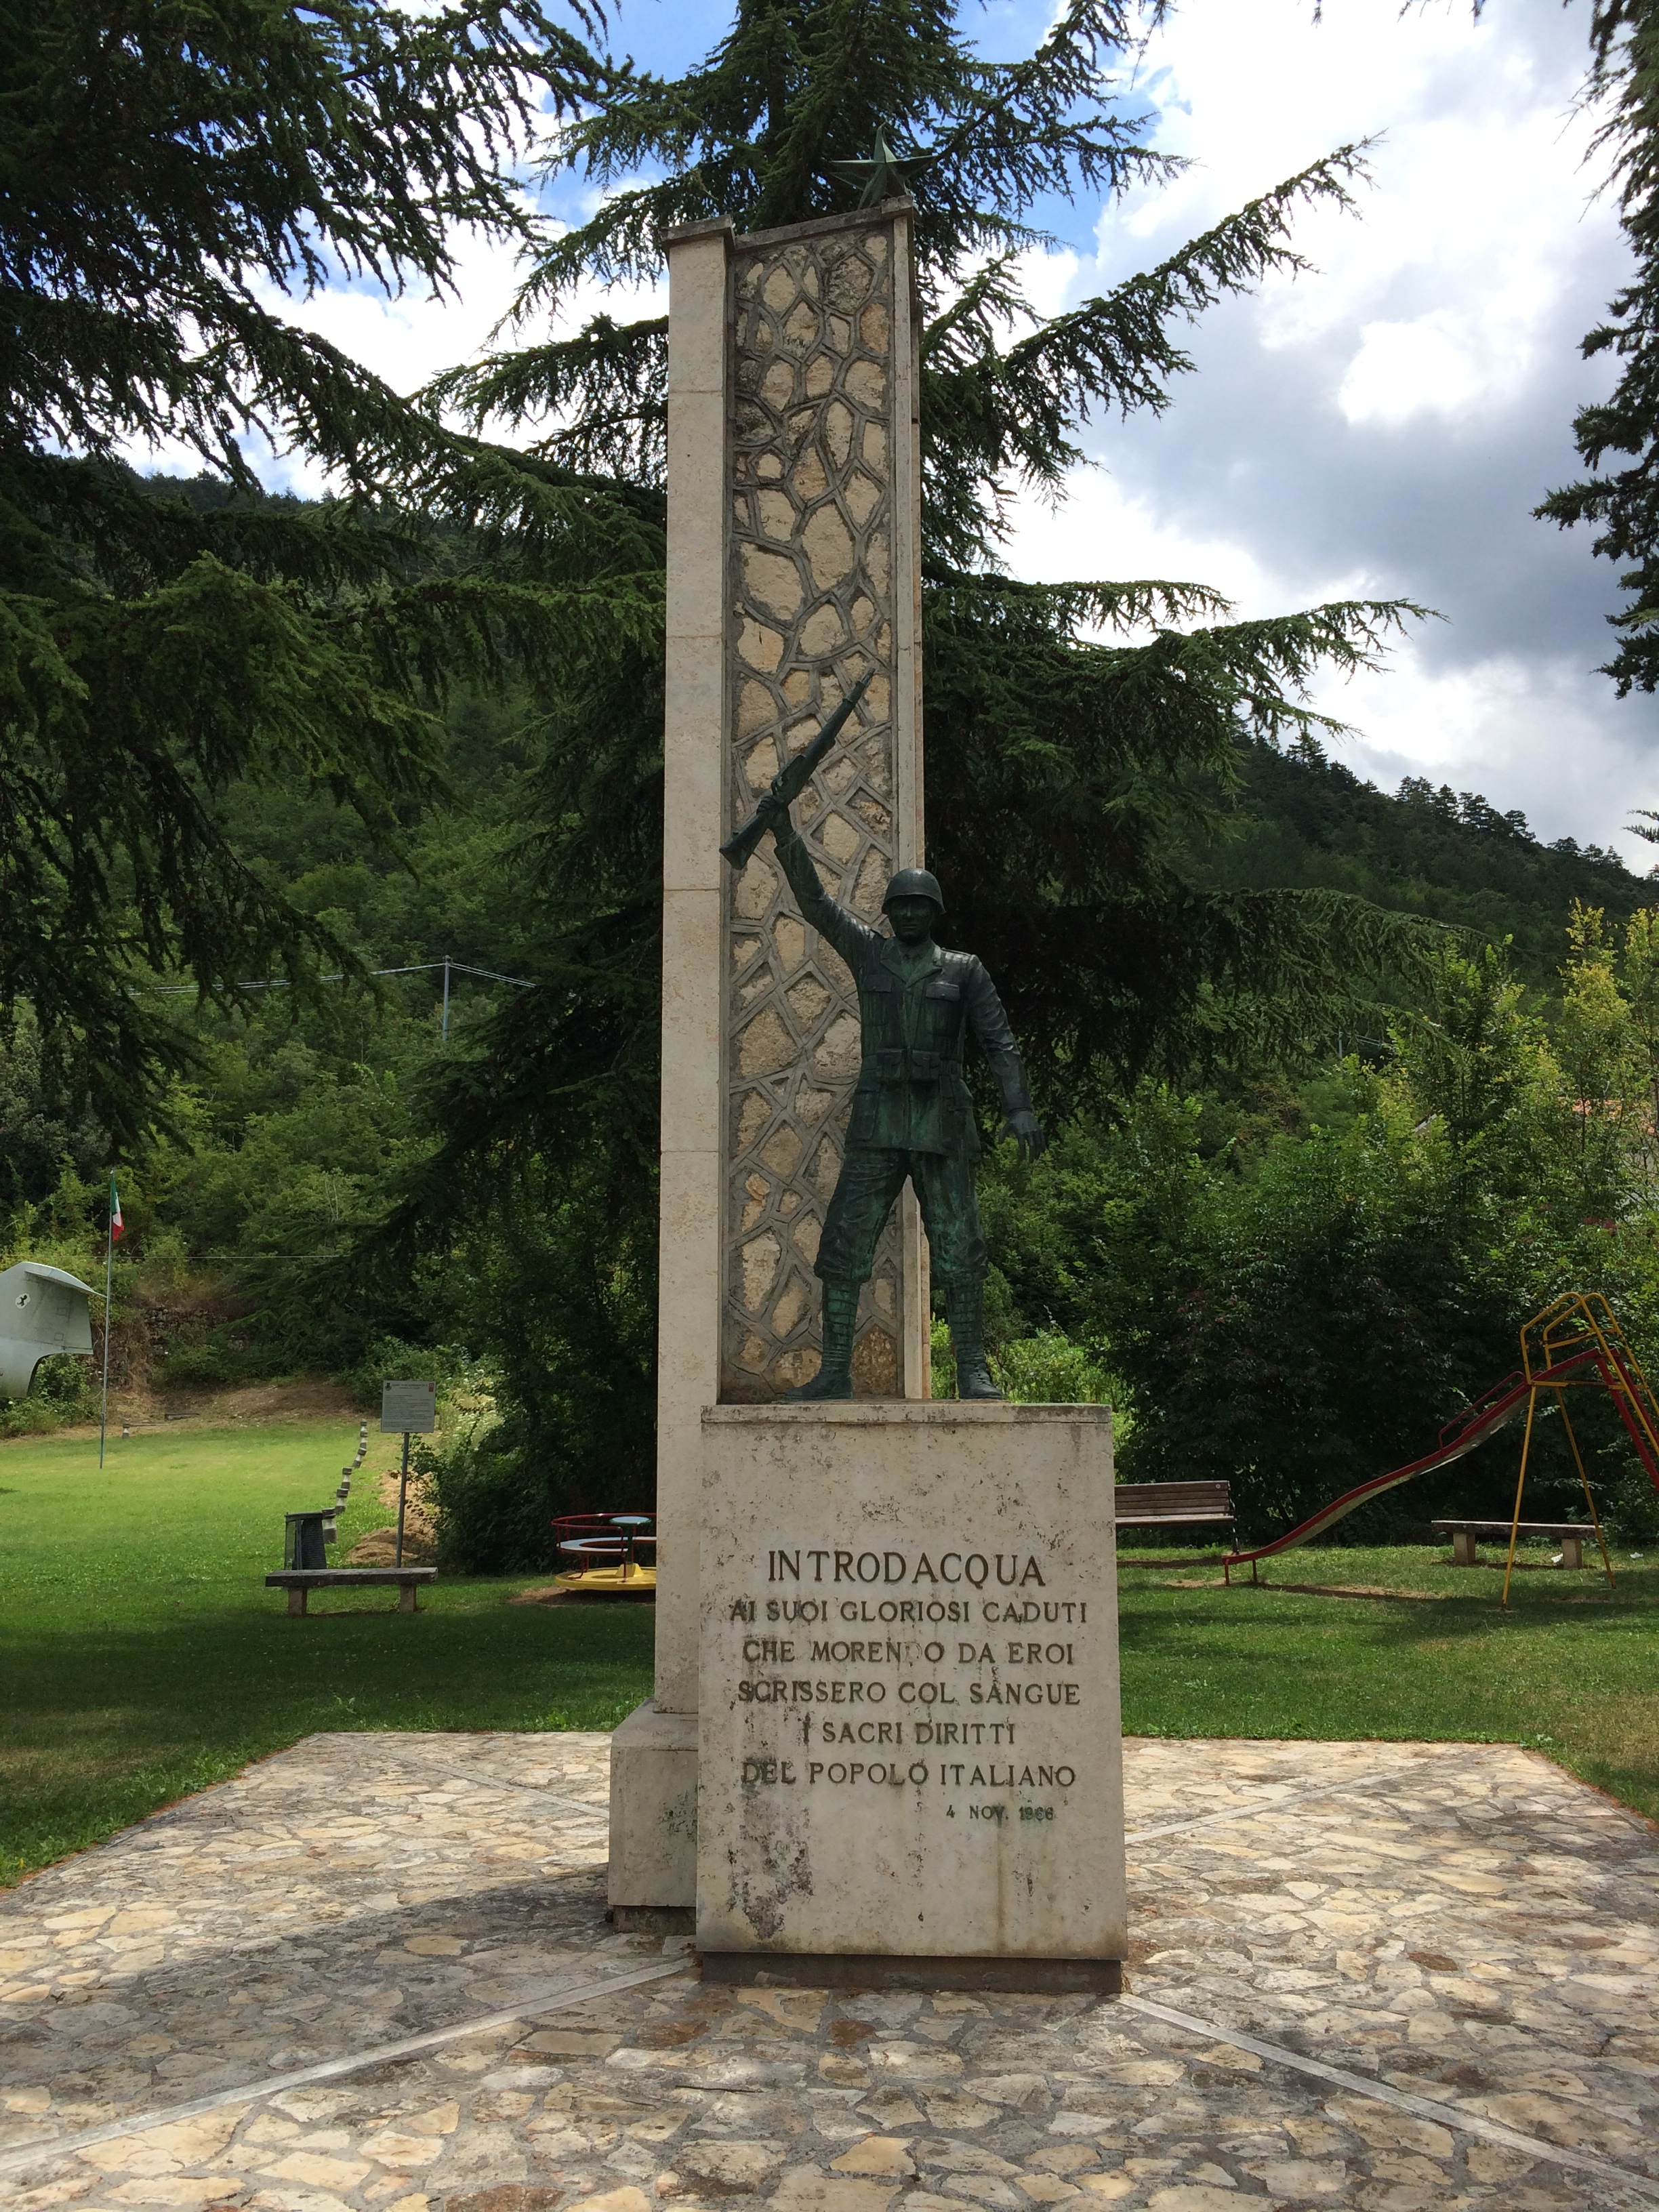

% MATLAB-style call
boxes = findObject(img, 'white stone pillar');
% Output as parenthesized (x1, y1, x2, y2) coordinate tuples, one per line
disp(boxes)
(655, 216, 733, 1720)
(608, 218, 732, 1921)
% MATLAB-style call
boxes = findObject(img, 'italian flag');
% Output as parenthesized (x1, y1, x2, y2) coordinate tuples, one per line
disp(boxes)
(110, 1181, 123, 1242)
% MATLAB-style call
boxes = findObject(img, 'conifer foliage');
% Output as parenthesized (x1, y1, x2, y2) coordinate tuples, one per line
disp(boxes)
(1539, 0, 1659, 692)
(1, 0, 657, 1146)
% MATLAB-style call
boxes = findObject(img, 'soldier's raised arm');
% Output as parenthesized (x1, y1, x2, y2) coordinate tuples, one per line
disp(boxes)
(964, 962, 1046, 1159)
(767, 805, 880, 971)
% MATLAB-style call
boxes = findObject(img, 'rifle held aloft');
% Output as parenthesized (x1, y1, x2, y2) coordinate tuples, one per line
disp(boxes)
(719, 672, 874, 871)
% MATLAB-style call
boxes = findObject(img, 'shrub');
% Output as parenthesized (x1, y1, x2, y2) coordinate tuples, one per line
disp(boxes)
(339, 1337, 487, 1414)
(993, 1330, 1113, 1406)
(417, 1418, 541, 1574)
(150, 1330, 240, 1391)
(0, 1351, 97, 1435)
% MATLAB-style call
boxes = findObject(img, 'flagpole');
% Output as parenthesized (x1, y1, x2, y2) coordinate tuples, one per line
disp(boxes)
(99, 1176, 114, 1469)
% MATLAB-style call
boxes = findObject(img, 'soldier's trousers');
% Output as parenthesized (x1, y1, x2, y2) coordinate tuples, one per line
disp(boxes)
(816, 1146, 987, 1287)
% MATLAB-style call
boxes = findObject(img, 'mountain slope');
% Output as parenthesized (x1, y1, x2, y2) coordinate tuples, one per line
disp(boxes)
(1189, 739, 1651, 985)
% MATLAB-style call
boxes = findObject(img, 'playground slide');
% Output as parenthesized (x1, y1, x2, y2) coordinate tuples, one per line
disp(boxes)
(1221, 1347, 1607, 1573)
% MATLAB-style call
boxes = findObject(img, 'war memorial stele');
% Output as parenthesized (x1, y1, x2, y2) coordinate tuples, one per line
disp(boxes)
(697, 1401, 1124, 1986)
(606, 190, 1126, 1990)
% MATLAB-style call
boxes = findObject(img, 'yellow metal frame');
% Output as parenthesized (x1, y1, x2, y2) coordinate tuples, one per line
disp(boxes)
(551, 1561, 658, 1597)
(1500, 1292, 1659, 1606)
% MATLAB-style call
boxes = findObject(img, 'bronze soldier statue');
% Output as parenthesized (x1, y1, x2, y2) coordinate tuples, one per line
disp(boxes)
(756, 792, 1045, 1400)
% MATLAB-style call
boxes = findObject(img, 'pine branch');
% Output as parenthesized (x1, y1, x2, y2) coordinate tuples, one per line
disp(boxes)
(426, 316, 671, 483)
(922, 144, 1372, 554)
(352, 890, 664, 1273)
(924, 570, 1236, 628)
(1537, 0, 1659, 689)
(923, 581, 1435, 1099)
(4, 0, 615, 462)
(511, 0, 1169, 316)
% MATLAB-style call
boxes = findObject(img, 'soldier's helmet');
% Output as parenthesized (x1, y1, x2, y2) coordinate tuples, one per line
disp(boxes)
(882, 867, 945, 914)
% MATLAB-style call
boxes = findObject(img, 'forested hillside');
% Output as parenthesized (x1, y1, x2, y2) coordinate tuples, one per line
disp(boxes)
(3, 646, 546, 1402)
(1190, 739, 1649, 988)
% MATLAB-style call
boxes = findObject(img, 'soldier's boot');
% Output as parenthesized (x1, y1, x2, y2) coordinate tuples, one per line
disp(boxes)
(945, 1277, 1003, 1399)
(785, 1279, 860, 1401)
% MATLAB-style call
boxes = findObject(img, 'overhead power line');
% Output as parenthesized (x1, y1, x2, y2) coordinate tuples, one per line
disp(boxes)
(134, 956, 534, 1042)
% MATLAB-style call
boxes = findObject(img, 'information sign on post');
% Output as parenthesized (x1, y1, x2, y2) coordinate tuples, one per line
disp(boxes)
(382, 1380, 437, 1568)
(381, 1380, 437, 1434)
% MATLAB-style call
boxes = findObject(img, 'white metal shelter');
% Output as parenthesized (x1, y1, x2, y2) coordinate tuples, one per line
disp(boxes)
(0, 1261, 96, 1400)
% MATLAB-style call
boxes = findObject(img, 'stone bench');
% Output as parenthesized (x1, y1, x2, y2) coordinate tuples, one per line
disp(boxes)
(265, 1568, 437, 1616)
(1115, 1480, 1233, 1529)
(1432, 1520, 1595, 1570)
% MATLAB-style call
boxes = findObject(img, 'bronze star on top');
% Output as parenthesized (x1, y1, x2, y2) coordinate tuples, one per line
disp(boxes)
(827, 127, 935, 208)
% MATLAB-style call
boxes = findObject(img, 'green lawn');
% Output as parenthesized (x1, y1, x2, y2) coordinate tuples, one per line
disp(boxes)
(2, 1419, 1655, 1887)
(0, 1418, 653, 1884)
(1116, 1541, 1659, 1824)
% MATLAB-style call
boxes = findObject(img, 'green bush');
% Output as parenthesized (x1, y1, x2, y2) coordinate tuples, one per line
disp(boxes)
(339, 1336, 488, 1414)
(929, 1316, 1120, 1424)
(1103, 1109, 1525, 1542)
(419, 1415, 554, 1575)
(1606, 1454, 1659, 1547)
(993, 1330, 1113, 1406)
(420, 1166, 655, 1573)
(150, 1331, 240, 1391)
(0, 1352, 97, 1436)
(960, 932, 1659, 1549)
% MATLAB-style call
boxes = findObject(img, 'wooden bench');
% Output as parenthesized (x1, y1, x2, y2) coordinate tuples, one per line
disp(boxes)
(266, 1568, 437, 1616)
(1115, 1481, 1233, 1530)
(1432, 1521, 1595, 1570)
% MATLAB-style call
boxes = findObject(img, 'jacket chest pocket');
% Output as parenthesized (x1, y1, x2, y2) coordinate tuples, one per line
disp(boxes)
(921, 977, 962, 1044)
(860, 968, 902, 1047)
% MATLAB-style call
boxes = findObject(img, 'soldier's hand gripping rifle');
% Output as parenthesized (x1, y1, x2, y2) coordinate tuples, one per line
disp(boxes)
(719, 672, 874, 870)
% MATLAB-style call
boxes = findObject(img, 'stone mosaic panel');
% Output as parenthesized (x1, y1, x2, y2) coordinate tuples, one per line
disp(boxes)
(722, 216, 907, 1401)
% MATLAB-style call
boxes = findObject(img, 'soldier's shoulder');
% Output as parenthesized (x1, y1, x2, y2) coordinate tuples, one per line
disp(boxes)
(940, 947, 991, 983)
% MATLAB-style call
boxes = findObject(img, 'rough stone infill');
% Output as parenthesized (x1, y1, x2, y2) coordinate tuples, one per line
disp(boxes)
(1124, 1737, 1659, 2188)
(0, 1733, 627, 2127)
(1, 1736, 1656, 2212)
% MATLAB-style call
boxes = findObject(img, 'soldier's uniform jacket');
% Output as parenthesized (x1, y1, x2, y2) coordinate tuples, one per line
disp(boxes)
(775, 830, 1035, 1161)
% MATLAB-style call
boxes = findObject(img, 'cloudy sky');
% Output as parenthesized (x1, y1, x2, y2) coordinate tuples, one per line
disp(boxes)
(245, 0, 1652, 858)
(1004, 0, 1654, 861)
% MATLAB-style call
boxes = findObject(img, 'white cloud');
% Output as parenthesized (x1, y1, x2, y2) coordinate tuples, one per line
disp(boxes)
(1007, 462, 1276, 607)
(1012, 243, 1082, 324)
(1338, 312, 1496, 426)
(1006, 0, 1658, 860)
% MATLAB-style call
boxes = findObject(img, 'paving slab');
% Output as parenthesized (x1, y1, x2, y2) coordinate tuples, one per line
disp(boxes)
(1, 1734, 1655, 2212)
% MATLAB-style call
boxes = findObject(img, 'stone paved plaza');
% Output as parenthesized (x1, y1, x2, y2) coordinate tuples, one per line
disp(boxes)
(1, 1733, 1655, 2212)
